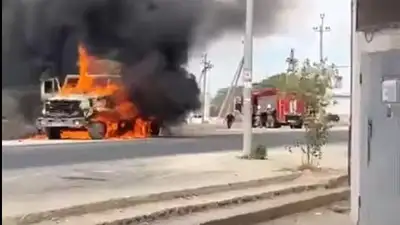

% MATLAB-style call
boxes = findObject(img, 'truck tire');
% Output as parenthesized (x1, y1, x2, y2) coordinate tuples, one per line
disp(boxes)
(293, 123, 303, 129)
(150, 122, 161, 136)
(117, 120, 133, 136)
(46, 127, 61, 139)
(88, 122, 107, 140)
(274, 122, 281, 128)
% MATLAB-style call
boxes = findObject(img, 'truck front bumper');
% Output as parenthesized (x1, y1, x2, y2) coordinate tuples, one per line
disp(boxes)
(285, 115, 303, 125)
(36, 117, 87, 130)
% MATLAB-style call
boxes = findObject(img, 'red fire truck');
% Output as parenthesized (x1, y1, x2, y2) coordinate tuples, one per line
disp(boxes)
(251, 88, 305, 128)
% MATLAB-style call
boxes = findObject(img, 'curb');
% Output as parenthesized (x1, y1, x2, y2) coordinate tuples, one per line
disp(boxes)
(201, 188, 350, 225)
(97, 175, 349, 225)
(5, 173, 302, 224)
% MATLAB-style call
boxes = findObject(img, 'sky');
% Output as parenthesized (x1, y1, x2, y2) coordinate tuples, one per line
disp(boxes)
(187, 0, 352, 96)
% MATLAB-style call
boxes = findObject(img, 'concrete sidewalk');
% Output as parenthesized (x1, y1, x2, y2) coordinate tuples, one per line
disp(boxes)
(2, 143, 348, 219)
(256, 201, 352, 225)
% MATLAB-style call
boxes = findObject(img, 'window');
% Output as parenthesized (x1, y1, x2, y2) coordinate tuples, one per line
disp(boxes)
(333, 76, 343, 89)
(44, 81, 53, 93)
(93, 78, 109, 87)
(64, 77, 79, 88)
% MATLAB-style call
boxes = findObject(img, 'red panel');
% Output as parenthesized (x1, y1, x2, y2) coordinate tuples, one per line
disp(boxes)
(251, 88, 306, 124)
(276, 98, 285, 122)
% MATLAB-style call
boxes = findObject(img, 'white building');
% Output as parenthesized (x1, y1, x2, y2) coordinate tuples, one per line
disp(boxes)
(327, 93, 351, 124)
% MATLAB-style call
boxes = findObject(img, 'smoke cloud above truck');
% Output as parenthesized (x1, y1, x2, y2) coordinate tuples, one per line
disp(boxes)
(2, 0, 299, 126)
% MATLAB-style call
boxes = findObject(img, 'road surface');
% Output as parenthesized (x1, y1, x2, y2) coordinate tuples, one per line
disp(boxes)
(3, 144, 349, 220)
(2, 128, 348, 170)
(256, 201, 352, 225)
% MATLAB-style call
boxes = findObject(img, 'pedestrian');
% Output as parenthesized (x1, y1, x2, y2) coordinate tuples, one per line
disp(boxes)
(225, 113, 235, 129)
(265, 104, 277, 128)
(260, 110, 267, 128)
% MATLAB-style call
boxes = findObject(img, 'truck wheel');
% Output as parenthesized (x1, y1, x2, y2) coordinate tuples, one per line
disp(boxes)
(293, 123, 303, 129)
(117, 120, 133, 135)
(150, 122, 161, 136)
(273, 122, 281, 128)
(88, 122, 107, 140)
(46, 127, 61, 139)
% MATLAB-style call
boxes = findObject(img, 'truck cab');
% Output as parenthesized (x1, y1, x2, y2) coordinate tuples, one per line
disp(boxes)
(37, 74, 135, 139)
(36, 44, 160, 140)
(40, 77, 61, 101)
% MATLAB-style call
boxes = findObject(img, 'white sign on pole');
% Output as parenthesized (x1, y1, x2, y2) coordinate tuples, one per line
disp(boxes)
(243, 69, 252, 82)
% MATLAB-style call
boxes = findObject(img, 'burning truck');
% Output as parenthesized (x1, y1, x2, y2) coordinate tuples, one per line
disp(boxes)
(36, 45, 161, 139)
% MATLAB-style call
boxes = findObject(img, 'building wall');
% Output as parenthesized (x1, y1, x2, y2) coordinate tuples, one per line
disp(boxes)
(352, 2, 400, 224)
(353, 28, 400, 225)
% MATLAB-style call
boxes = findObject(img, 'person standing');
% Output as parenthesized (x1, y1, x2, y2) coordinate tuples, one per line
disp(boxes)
(225, 112, 235, 129)
(265, 104, 277, 128)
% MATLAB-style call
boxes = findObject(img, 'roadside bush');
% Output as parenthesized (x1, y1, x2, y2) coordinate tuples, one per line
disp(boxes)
(285, 60, 337, 167)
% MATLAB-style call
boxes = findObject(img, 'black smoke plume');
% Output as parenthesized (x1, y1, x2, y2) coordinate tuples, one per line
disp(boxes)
(2, 0, 297, 137)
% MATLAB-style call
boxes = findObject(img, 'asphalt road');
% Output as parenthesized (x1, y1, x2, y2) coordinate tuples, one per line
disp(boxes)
(2, 129, 348, 170)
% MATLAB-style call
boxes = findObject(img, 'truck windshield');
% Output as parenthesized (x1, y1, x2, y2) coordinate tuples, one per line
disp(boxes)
(63, 77, 79, 88)
(92, 77, 109, 87)
(62, 76, 121, 88)
(93, 77, 122, 87)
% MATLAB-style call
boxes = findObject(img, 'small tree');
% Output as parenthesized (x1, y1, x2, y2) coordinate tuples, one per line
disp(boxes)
(286, 60, 337, 168)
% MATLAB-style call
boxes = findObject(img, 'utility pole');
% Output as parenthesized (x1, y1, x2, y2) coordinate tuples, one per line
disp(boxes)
(217, 57, 244, 119)
(242, 0, 254, 157)
(201, 53, 213, 124)
(283, 48, 298, 88)
(348, 0, 355, 204)
(286, 48, 298, 73)
(313, 13, 331, 64)
(217, 40, 245, 119)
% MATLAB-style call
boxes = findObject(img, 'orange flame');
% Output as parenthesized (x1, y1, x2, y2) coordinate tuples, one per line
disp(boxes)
(29, 44, 153, 140)
(76, 44, 93, 91)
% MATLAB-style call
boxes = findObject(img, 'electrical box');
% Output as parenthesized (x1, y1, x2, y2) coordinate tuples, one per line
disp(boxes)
(382, 78, 400, 103)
